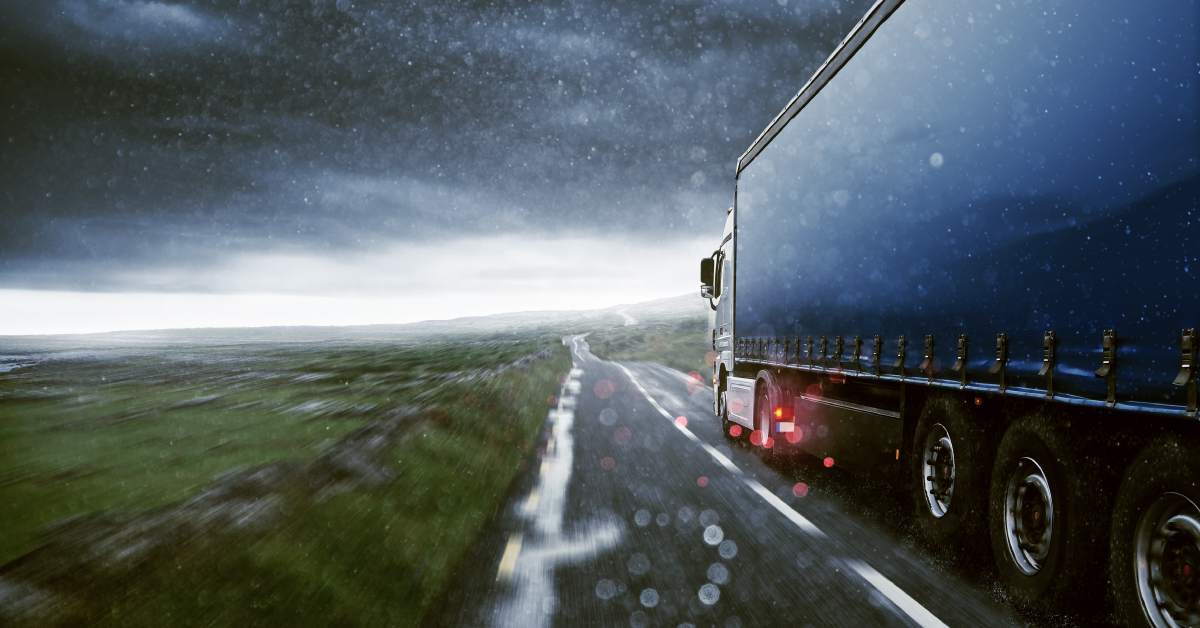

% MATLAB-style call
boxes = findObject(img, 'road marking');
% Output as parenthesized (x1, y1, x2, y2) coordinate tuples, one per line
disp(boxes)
(495, 533, 523, 582)
(523, 488, 541, 515)
(612, 362, 951, 628)
(847, 560, 951, 628)
(616, 363, 821, 537)
(546, 437, 555, 455)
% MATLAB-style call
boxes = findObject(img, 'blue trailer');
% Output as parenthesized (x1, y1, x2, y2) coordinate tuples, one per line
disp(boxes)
(700, 0, 1199, 624)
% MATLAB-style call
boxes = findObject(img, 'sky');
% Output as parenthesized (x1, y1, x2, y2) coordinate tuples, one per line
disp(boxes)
(0, 0, 873, 334)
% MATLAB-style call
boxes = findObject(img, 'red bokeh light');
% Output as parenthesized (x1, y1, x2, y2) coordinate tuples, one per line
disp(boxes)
(686, 371, 704, 393)
(805, 383, 824, 401)
(749, 430, 764, 446)
(792, 482, 809, 498)
(697, 476, 709, 487)
(764, 436, 775, 449)
(594, 380, 615, 399)
(613, 426, 632, 445)
(547, 395, 558, 406)
(675, 416, 688, 427)
(823, 457, 835, 468)
(704, 351, 720, 366)
(729, 424, 742, 437)
(601, 457, 615, 470)
(729, 398, 744, 414)
(786, 428, 803, 444)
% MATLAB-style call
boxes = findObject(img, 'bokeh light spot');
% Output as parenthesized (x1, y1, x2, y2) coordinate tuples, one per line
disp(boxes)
(600, 457, 615, 470)
(613, 427, 632, 445)
(824, 457, 835, 468)
(786, 428, 803, 444)
(686, 371, 704, 393)
(594, 380, 615, 399)
(697, 476, 709, 487)
(729, 424, 742, 437)
(749, 430, 764, 446)
(704, 351, 720, 366)
(764, 436, 774, 449)
(547, 395, 558, 406)
(729, 398, 744, 414)
(792, 482, 809, 498)
(675, 416, 688, 427)
(805, 383, 824, 401)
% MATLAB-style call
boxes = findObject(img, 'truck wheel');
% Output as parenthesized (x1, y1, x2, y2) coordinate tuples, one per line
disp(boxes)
(754, 370, 782, 459)
(988, 417, 1106, 612)
(719, 390, 740, 442)
(1110, 437, 1200, 628)
(912, 395, 990, 554)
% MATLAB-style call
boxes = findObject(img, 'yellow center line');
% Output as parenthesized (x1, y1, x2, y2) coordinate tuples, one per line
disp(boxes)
(495, 533, 523, 582)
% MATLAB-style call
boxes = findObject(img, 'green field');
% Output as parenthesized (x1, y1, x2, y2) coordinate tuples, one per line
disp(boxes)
(587, 315, 712, 376)
(0, 330, 571, 626)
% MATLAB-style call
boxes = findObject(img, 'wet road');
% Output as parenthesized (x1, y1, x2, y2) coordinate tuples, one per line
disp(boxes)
(428, 336, 1024, 628)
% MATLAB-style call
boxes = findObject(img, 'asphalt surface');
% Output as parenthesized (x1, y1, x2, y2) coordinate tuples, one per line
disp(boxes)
(427, 336, 1030, 628)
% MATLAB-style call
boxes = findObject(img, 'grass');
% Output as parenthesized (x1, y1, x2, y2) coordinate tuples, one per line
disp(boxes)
(586, 315, 712, 375)
(0, 330, 571, 626)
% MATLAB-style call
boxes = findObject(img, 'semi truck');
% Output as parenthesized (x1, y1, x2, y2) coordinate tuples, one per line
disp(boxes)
(699, 0, 1198, 624)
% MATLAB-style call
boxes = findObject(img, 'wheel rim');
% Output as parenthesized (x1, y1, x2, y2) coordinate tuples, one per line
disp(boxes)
(1135, 492, 1200, 627)
(1002, 457, 1054, 575)
(921, 424, 955, 518)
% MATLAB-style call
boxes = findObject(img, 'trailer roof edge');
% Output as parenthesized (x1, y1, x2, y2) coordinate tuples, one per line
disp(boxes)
(736, 0, 906, 176)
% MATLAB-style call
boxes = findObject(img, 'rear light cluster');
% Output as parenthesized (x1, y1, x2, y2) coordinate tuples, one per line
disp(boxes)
(773, 406, 794, 420)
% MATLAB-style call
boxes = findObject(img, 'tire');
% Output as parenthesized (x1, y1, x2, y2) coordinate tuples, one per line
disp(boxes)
(754, 370, 782, 457)
(1110, 437, 1200, 628)
(988, 415, 1109, 612)
(719, 389, 740, 442)
(912, 394, 991, 555)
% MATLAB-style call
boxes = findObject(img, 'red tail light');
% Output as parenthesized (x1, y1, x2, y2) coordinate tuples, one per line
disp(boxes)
(773, 406, 794, 420)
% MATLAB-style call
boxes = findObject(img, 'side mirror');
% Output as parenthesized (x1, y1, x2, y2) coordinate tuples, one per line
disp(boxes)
(700, 257, 715, 298)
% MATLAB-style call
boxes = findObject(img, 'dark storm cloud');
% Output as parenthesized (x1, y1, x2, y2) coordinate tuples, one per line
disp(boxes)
(0, 0, 872, 290)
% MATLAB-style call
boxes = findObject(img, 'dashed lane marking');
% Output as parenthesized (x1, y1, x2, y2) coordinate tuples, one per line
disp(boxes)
(495, 533, 523, 582)
(615, 362, 952, 628)
(523, 488, 541, 515)
(847, 560, 951, 628)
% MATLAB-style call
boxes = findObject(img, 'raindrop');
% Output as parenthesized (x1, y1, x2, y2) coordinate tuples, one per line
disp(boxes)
(596, 579, 617, 600)
(335, 0, 350, 10)
(707, 563, 729, 584)
(698, 583, 721, 605)
(930, 152, 945, 168)
(699, 510, 720, 526)
(635, 510, 652, 526)
(703, 525, 724, 545)
(640, 588, 660, 607)
(678, 507, 694, 523)
(628, 553, 651, 575)
(726, 618, 744, 628)
(599, 408, 617, 425)
(719, 540, 738, 559)
(656, 513, 670, 526)
(630, 610, 650, 628)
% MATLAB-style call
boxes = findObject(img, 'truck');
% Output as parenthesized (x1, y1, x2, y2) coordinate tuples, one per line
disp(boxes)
(699, 0, 1198, 624)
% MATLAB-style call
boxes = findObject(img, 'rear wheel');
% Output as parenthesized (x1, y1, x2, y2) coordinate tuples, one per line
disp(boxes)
(1111, 438, 1200, 628)
(988, 416, 1108, 612)
(912, 395, 991, 554)
(753, 370, 781, 457)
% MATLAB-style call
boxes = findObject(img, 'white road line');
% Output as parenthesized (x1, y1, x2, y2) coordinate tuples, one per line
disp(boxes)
(847, 560, 951, 628)
(616, 362, 952, 628)
(615, 363, 821, 537)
